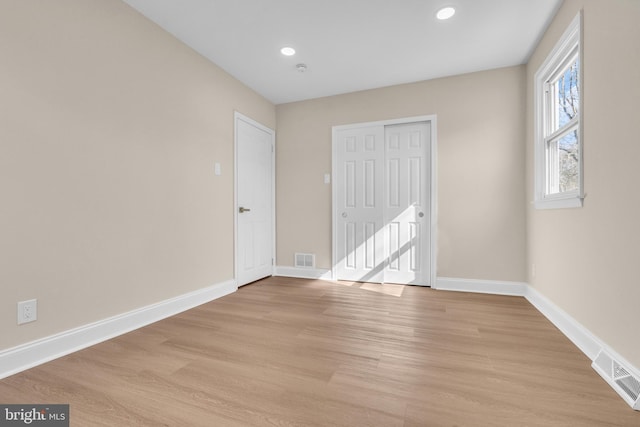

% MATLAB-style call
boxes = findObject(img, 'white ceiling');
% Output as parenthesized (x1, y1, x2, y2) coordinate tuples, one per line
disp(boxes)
(122, 0, 563, 105)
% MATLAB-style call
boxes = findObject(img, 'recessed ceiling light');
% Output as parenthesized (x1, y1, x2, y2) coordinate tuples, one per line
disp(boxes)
(280, 47, 296, 56)
(436, 7, 456, 20)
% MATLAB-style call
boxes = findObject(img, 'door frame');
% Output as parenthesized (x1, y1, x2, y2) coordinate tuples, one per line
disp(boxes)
(331, 115, 437, 286)
(234, 111, 276, 285)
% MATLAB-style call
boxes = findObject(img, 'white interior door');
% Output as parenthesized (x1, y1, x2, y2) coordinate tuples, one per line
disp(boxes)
(383, 122, 431, 285)
(235, 113, 274, 286)
(334, 119, 432, 285)
(335, 126, 386, 283)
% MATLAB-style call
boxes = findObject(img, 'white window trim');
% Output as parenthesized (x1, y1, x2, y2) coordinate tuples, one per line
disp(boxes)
(534, 11, 583, 210)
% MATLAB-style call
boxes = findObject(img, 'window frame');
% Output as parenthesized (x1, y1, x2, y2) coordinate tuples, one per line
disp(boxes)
(534, 12, 584, 210)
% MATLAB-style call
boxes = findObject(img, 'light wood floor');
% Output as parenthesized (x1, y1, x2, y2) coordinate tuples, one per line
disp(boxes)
(1, 277, 638, 426)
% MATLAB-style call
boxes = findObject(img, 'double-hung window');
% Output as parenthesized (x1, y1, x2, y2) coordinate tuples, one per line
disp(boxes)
(534, 12, 583, 209)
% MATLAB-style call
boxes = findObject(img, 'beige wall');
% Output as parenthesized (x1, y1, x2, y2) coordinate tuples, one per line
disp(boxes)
(276, 66, 527, 282)
(526, 0, 640, 368)
(0, 1, 275, 350)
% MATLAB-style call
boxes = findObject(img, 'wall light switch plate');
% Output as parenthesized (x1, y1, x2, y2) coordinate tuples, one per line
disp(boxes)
(324, 173, 331, 184)
(214, 162, 221, 176)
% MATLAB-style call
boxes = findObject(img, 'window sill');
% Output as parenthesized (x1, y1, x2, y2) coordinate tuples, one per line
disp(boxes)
(534, 195, 583, 210)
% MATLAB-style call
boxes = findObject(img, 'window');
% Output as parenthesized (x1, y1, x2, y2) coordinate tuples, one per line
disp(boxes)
(534, 12, 583, 209)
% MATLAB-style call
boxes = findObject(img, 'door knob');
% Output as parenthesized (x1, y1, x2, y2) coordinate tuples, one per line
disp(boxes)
(239, 207, 251, 213)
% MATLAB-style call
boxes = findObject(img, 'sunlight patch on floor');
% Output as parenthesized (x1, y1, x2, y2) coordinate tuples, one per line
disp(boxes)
(359, 282, 404, 297)
(336, 281, 404, 297)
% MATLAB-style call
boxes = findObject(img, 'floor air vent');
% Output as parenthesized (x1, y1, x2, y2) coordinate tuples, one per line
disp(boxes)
(294, 253, 315, 269)
(592, 350, 640, 410)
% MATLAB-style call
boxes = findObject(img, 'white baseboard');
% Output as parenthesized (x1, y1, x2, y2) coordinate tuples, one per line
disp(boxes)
(274, 266, 333, 281)
(435, 277, 527, 296)
(525, 286, 640, 376)
(525, 285, 640, 410)
(434, 277, 640, 385)
(0, 279, 237, 380)
(524, 285, 601, 360)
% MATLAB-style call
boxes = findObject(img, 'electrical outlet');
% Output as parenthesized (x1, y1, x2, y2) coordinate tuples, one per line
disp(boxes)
(17, 299, 37, 325)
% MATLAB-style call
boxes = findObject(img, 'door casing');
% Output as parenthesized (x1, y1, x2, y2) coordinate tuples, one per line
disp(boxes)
(331, 115, 437, 286)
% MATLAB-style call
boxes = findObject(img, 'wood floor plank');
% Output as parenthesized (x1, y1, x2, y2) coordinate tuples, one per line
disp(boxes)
(1, 276, 638, 426)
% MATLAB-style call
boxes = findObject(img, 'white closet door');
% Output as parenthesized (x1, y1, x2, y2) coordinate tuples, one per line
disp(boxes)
(334, 121, 431, 285)
(335, 126, 385, 283)
(383, 122, 431, 285)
